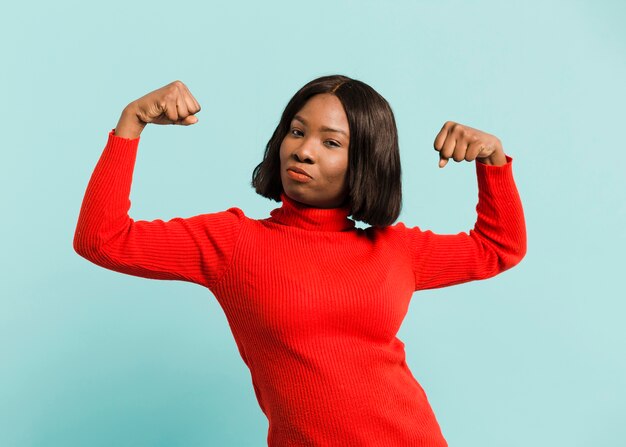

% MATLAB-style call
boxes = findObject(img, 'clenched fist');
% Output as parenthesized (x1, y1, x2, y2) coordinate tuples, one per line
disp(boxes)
(434, 121, 507, 167)
(115, 80, 201, 139)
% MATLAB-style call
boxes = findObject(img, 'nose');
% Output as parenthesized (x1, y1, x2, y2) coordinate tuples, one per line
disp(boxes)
(292, 137, 316, 164)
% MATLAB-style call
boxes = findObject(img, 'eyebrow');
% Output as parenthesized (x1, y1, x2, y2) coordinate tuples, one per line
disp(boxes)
(292, 115, 349, 137)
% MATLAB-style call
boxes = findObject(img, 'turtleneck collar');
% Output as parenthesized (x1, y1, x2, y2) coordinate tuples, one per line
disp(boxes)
(268, 192, 355, 232)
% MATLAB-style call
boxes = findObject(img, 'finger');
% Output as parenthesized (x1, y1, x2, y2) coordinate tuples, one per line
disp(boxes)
(164, 98, 179, 122)
(439, 155, 449, 168)
(452, 139, 468, 162)
(440, 133, 456, 161)
(184, 93, 200, 116)
(176, 94, 190, 119)
(181, 84, 201, 114)
(433, 121, 453, 151)
(193, 97, 201, 114)
(465, 141, 483, 162)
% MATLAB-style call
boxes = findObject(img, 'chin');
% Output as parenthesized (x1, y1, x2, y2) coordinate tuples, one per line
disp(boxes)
(282, 186, 345, 209)
(284, 190, 312, 206)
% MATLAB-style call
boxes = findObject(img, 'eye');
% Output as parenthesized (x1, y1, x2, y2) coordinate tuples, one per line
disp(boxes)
(325, 140, 341, 148)
(290, 128, 304, 137)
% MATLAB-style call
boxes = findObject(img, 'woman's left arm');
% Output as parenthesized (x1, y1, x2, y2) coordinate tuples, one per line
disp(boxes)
(405, 122, 527, 291)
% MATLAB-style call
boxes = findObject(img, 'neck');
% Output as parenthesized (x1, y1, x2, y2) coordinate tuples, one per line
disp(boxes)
(268, 192, 355, 232)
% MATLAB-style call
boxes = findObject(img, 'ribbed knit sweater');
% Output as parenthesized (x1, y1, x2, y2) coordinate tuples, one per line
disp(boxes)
(74, 131, 526, 446)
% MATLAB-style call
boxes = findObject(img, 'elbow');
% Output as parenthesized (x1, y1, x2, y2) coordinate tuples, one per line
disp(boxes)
(73, 231, 86, 257)
(517, 238, 528, 264)
(474, 226, 527, 274)
(500, 238, 527, 272)
(73, 215, 131, 266)
(73, 229, 90, 259)
(73, 228, 103, 262)
(508, 216, 528, 269)
(513, 229, 528, 266)
(510, 247, 527, 270)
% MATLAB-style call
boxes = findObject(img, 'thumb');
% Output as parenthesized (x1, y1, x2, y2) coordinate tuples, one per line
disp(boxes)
(179, 115, 199, 126)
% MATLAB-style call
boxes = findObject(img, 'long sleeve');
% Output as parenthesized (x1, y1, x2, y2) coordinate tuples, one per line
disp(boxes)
(73, 131, 244, 288)
(402, 156, 527, 291)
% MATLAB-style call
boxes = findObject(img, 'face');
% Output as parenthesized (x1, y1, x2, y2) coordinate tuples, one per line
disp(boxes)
(279, 93, 350, 208)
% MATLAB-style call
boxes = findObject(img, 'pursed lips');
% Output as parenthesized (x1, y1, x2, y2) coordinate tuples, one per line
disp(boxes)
(287, 166, 313, 178)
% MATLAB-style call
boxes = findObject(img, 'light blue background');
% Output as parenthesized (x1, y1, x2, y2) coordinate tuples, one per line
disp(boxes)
(1, 1, 624, 446)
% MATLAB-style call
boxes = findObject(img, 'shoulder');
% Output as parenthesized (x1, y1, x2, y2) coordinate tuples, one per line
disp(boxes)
(191, 206, 247, 221)
(180, 206, 248, 235)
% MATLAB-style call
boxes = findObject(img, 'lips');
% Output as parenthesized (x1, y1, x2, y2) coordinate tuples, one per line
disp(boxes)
(286, 166, 312, 178)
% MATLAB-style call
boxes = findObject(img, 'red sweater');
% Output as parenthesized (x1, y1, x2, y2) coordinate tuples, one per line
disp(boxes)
(74, 131, 526, 446)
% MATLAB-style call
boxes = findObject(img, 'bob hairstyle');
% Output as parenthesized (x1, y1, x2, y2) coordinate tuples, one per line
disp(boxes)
(251, 74, 402, 227)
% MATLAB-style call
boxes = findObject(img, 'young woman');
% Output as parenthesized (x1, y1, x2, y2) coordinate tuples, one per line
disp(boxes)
(74, 75, 526, 446)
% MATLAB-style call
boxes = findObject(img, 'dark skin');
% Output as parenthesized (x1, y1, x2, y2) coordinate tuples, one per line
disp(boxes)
(434, 121, 507, 167)
(115, 80, 201, 139)
(279, 94, 351, 208)
(114, 81, 508, 205)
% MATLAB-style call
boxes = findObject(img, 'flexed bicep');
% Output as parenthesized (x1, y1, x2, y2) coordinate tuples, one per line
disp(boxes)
(404, 156, 526, 292)
(74, 131, 243, 288)
(76, 210, 243, 287)
(407, 227, 515, 291)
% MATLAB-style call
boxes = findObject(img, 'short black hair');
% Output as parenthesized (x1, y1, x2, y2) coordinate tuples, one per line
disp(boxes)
(251, 74, 401, 227)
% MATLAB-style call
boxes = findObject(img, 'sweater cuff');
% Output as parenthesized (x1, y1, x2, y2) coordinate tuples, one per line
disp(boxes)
(476, 154, 513, 175)
(108, 128, 141, 147)
(475, 155, 517, 196)
(98, 129, 141, 171)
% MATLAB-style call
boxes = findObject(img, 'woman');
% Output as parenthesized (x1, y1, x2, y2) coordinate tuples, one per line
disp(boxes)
(74, 75, 526, 446)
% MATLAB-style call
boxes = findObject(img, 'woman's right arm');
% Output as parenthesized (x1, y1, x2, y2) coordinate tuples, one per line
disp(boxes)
(73, 81, 243, 288)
